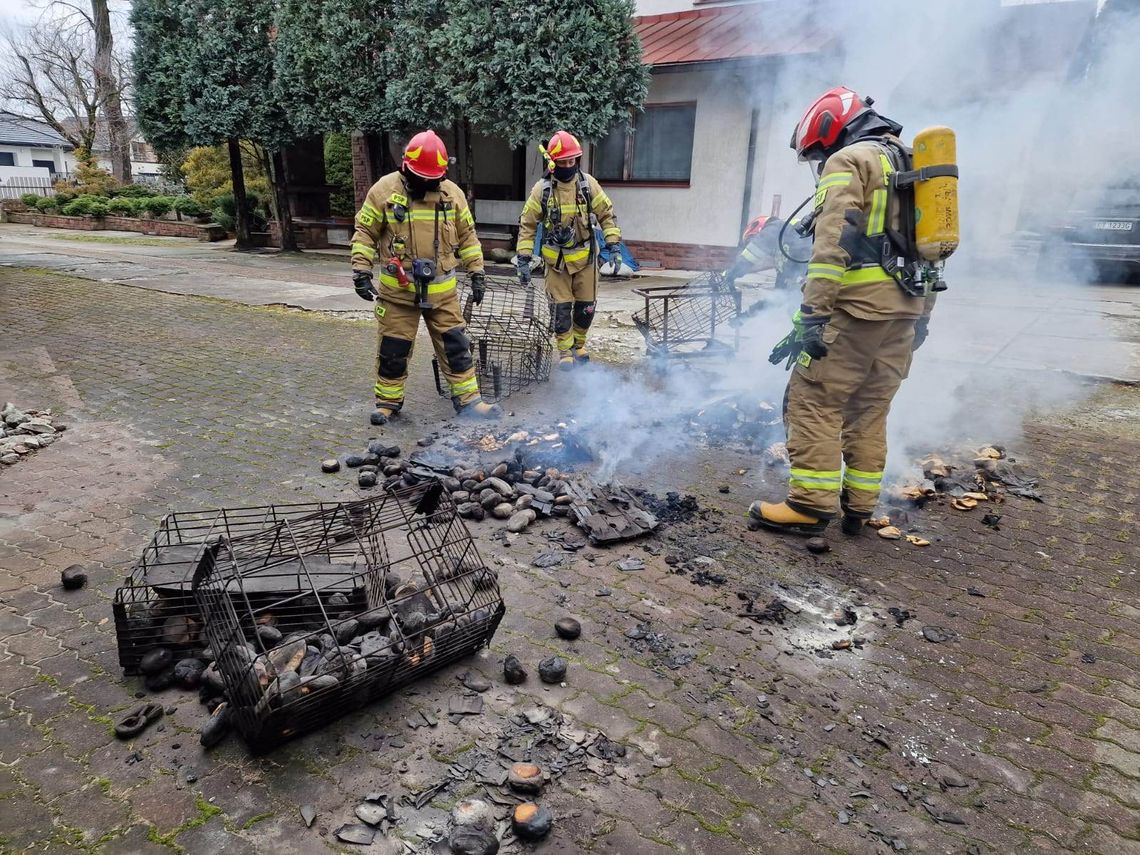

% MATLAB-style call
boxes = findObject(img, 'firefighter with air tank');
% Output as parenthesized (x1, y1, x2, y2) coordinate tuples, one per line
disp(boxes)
(750, 87, 960, 537)
(350, 130, 500, 426)
(516, 131, 622, 368)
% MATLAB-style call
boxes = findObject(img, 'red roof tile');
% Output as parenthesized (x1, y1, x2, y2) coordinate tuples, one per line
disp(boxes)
(635, 4, 826, 66)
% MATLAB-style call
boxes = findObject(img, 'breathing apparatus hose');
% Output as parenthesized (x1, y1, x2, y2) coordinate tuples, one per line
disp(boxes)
(777, 193, 816, 265)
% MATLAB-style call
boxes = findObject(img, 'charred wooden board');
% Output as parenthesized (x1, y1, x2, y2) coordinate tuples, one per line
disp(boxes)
(564, 478, 659, 545)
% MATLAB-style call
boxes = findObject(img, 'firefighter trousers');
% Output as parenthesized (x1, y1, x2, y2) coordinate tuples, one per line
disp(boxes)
(783, 309, 917, 519)
(545, 265, 597, 352)
(373, 290, 481, 413)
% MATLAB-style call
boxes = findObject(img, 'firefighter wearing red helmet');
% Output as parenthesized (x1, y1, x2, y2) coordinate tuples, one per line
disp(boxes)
(749, 87, 938, 537)
(516, 130, 622, 368)
(723, 215, 812, 291)
(350, 130, 498, 425)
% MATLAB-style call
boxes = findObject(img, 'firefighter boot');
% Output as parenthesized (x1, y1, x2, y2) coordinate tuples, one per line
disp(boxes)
(841, 515, 865, 537)
(458, 400, 502, 419)
(572, 334, 590, 363)
(747, 501, 828, 536)
(370, 405, 398, 426)
(559, 353, 576, 370)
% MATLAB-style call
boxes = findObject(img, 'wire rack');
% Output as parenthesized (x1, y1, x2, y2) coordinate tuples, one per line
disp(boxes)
(191, 487, 504, 752)
(433, 276, 552, 402)
(632, 272, 741, 359)
(112, 503, 345, 674)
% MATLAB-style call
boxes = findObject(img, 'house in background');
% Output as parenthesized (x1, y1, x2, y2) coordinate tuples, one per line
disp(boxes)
(0, 111, 76, 178)
(63, 118, 166, 184)
(598, 2, 829, 269)
(348, 0, 1103, 269)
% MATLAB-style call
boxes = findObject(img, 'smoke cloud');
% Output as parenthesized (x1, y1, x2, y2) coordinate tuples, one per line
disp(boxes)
(571, 0, 1135, 488)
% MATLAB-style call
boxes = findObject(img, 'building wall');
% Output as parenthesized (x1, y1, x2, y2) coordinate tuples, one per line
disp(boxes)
(604, 67, 770, 250)
(634, 0, 763, 13)
(0, 144, 73, 174)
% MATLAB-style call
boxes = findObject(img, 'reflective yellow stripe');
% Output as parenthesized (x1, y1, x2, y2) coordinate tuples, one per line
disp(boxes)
(459, 207, 474, 226)
(867, 189, 888, 235)
(817, 171, 853, 190)
(878, 154, 893, 185)
(352, 242, 378, 260)
(591, 192, 611, 210)
(523, 199, 542, 216)
(789, 468, 842, 490)
(841, 266, 892, 285)
(555, 331, 575, 351)
(741, 247, 762, 263)
(602, 227, 621, 238)
(389, 193, 408, 207)
(542, 244, 590, 263)
(458, 245, 482, 260)
(790, 468, 841, 478)
(407, 209, 454, 222)
(450, 377, 478, 396)
(378, 272, 457, 294)
(357, 202, 380, 226)
(843, 468, 883, 491)
(374, 382, 404, 399)
(517, 240, 534, 254)
(807, 262, 844, 282)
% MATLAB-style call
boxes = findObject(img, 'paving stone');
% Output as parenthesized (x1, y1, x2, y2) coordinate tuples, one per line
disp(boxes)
(0, 267, 1138, 855)
(96, 823, 174, 855)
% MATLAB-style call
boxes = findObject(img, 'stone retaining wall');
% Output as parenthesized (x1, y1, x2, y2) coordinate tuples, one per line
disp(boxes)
(3, 211, 226, 241)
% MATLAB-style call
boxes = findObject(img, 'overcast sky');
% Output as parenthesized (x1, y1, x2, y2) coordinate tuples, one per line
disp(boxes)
(0, 0, 37, 26)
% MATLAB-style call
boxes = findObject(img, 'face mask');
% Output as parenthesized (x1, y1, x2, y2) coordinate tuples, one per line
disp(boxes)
(404, 170, 440, 199)
(553, 164, 577, 182)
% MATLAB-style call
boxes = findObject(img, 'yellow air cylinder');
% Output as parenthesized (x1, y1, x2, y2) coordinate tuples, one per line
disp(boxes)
(912, 126, 959, 261)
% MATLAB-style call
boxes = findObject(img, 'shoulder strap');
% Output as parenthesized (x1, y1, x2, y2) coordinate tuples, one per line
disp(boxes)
(540, 178, 553, 222)
(577, 171, 593, 207)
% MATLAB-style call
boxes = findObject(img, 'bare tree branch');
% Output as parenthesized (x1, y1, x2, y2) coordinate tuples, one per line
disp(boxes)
(1, 25, 100, 153)
(2, 2, 132, 179)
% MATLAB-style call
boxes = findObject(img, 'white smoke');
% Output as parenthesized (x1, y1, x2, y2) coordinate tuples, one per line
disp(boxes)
(557, 0, 1134, 489)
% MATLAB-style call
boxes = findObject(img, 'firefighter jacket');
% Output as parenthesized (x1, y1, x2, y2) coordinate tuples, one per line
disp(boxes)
(516, 173, 620, 275)
(351, 172, 484, 305)
(803, 136, 936, 321)
(734, 220, 812, 290)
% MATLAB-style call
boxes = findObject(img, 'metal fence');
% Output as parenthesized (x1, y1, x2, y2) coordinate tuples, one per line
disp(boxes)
(0, 176, 54, 200)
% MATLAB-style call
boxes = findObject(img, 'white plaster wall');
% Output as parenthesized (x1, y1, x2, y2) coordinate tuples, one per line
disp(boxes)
(2, 145, 77, 174)
(634, 0, 762, 14)
(634, 0, 697, 13)
(605, 68, 758, 247)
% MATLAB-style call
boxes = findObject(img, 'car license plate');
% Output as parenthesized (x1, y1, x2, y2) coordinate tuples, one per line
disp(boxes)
(1094, 221, 1133, 231)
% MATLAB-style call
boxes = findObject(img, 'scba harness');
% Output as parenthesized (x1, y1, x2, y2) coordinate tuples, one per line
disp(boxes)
(540, 170, 597, 272)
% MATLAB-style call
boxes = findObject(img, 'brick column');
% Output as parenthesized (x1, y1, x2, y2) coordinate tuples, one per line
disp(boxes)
(351, 132, 377, 209)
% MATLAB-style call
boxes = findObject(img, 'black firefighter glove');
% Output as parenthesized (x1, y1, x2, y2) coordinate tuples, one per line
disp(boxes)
(799, 311, 831, 360)
(353, 269, 377, 302)
(723, 260, 747, 290)
(470, 272, 486, 306)
(516, 255, 532, 286)
(912, 315, 930, 351)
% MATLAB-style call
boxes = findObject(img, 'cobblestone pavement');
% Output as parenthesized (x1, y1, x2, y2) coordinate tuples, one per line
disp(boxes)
(1, 267, 1139, 854)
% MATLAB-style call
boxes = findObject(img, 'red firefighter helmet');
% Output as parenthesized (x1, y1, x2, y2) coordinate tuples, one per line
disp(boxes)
(791, 87, 868, 161)
(547, 130, 583, 161)
(402, 130, 449, 179)
(742, 215, 770, 241)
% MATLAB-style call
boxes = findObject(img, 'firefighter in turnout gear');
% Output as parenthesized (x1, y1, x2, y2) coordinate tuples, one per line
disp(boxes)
(750, 88, 944, 537)
(516, 131, 621, 368)
(724, 215, 813, 291)
(351, 130, 499, 425)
